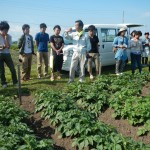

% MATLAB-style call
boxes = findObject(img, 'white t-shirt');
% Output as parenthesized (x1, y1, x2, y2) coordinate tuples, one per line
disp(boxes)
(24, 35, 32, 54)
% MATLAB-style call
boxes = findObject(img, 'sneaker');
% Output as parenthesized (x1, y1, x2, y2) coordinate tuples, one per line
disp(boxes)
(68, 80, 74, 84)
(90, 75, 94, 80)
(57, 76, 61, 80)
(116, 73, 120, 76)
(79, 79, 84, 83)
(2, 84, 7, 88)
(50, 76, 54, 81)
(38, 75, 42, 79)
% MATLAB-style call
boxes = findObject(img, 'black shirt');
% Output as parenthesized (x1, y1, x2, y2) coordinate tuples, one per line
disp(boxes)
(50, 35, 64, 54)
(89, 35, 99, 53)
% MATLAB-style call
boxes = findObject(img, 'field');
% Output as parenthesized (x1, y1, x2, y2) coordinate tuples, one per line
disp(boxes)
(0, 48, 150, 150)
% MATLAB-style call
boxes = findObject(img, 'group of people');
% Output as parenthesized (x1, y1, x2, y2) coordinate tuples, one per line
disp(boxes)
(0, 20, 150, 88)
(113, 28, 150, 75)
(0, 20, 100, 88)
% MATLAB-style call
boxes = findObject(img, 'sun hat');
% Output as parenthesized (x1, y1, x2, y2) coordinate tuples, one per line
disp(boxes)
(118, 28, 127, 36)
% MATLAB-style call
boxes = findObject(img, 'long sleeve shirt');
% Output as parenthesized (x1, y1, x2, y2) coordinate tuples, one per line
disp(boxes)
(129, 39, 143, 54)
(64, 31, 91, 54)
(112, 36, 128, 60)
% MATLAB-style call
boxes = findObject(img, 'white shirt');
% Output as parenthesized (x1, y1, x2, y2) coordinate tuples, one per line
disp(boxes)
(24, 35, 32, 54)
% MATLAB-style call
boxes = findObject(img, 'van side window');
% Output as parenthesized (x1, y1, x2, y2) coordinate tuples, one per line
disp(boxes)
(101, 29, 116, 42)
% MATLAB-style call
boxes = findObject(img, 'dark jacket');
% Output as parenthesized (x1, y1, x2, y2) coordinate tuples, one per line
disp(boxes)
(18, 34, 34, 54)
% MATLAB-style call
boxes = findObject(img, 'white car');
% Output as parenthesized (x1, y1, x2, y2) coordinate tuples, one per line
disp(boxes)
(62, 23, 143, 71)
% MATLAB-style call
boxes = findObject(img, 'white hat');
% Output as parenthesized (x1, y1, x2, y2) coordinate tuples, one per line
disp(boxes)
(118, 28, 127, 35)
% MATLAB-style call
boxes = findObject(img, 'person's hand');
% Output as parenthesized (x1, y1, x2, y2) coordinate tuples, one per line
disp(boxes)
(4, 35, 7, 40)
(33, 52, 36, 56)
(22, 54, 26, 57)
(149, 42, 150, 46)
(56, 50, 60, 55)
(65, 28, 72, 33)
(119, 45, 124, 48)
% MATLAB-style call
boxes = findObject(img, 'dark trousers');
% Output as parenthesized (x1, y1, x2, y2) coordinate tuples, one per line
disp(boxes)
(53, 54, 63, 72)
(142, 57, 148, 65)
(131, 53, 142, 74)
(0, 53, 18, 85)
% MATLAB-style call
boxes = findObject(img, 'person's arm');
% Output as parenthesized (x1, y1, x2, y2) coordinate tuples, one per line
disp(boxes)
(113, 37, 119, 48)
(4, 35, 11, 49)
(35, 33, 39, 47)
(58, 37, 64, 52)
(31, 36, 36, 55)
(86, 35, 91, 53)
(0, 45, 5, 50)
(50, 42, 58, 52)
(0, 34, 11, 50)
(140, 42, 143, 52)
(123, 37, 128, 50)
(58, 43, 64, 53)
(49, 36, 58, 54)
(64, 28, 73, 40)
(97, 37, 100, 53)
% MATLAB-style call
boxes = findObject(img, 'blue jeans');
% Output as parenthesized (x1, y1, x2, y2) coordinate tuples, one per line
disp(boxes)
(130, 53, 142, 74)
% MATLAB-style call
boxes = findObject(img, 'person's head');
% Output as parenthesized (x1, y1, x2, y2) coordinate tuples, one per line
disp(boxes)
(118, 28, 127, 36)
(0, 21, 10, 35)
(138, 31, 142, 37)
(40, 23, 47, 33)
(131, 30, 136, 37)
(134, 31, 140, 39)
(88, 25, 96, 36)
(53, 25, 61, 36)
(144, 32, 149, 38)
(75, 20, 84, 32)
(22, 24, 30, 35)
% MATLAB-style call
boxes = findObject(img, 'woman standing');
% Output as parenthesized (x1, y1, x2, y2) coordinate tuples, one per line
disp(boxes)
(113, 28, 128, 75)
(129, 31, 143, 74)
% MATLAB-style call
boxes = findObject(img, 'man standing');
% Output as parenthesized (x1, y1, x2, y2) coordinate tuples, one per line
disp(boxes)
(35, 23, 49, 78)
(0, 21, 18, 88)
(64, 20, 91, 83)
(50, 25, 64, 81)
(87, 25, 100, 79)
(18, 24, 35, 82)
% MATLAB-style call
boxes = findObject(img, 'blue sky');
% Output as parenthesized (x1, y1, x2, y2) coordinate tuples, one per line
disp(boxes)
(1, 0, 150, 41)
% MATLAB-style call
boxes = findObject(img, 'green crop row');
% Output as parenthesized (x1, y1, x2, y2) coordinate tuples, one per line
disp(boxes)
(34, 72, 150, 150)
(0, 96, 53, 150)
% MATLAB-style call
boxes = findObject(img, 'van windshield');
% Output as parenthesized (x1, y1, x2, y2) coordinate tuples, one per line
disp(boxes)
(63, 29, 98, 45)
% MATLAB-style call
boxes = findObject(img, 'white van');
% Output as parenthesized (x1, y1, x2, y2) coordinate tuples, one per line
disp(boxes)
(62, 24, 143, 71)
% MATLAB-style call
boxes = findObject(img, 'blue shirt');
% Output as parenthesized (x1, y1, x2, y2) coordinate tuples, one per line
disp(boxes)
(35, 32, 49, 52)
(113, 36, 128, 61)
